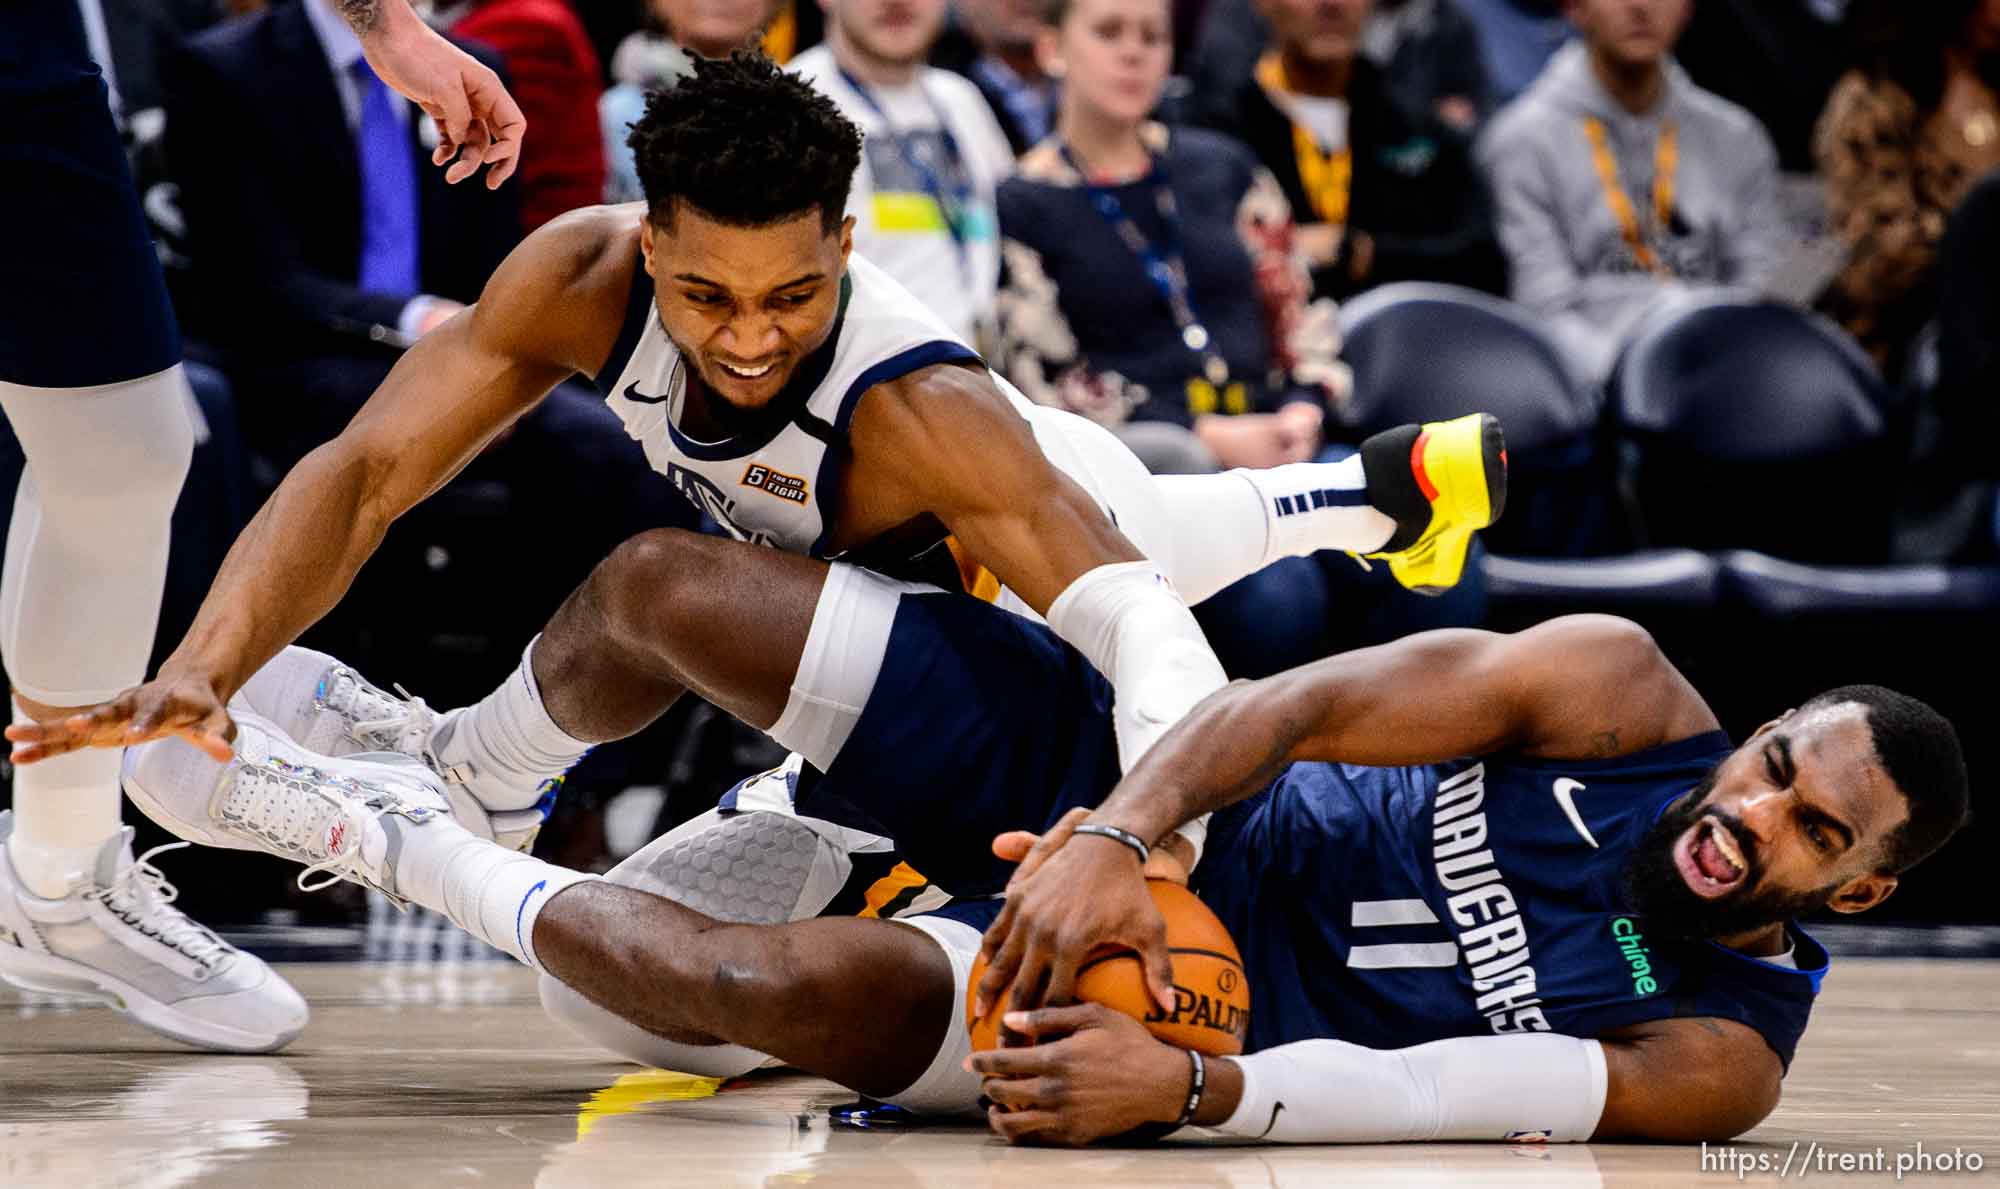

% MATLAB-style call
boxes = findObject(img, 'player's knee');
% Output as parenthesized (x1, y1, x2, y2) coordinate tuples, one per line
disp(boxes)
(593, 528, 721, 642)
(11, 374, 193, 523)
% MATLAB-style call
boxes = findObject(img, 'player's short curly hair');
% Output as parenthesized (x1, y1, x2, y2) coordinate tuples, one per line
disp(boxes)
(628, 51, 862, 235)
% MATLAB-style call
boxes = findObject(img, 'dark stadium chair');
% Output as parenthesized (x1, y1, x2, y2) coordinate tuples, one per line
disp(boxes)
(1610, 297, 1894, 563)
(1337, 283, 1617, 557)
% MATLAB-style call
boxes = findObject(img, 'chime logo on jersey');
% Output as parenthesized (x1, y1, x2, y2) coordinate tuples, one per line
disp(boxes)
(741, 463, 809, 505)
(1431, 764, 1548, 1033)
(1610, 916, 1660, 997)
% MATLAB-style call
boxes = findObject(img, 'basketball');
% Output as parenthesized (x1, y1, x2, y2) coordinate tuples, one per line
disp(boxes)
(967, 880, 1250, 1056)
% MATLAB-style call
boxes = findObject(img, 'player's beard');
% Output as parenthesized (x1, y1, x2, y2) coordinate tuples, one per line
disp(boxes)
(1617, 770, 1840, 940)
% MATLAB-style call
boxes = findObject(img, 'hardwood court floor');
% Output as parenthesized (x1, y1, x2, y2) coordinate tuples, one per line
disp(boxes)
(3, 957, 1996, 1188)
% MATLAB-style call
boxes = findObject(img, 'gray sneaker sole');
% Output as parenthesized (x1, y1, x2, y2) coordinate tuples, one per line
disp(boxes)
(0, 945, 303, 1053)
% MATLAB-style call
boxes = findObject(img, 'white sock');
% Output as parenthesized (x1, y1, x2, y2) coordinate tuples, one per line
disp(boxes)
(1234, 457, 1395, 561)
(1151, 458, 1393, 604)
(432, 637, 591, 811)
(389, 814, 594, 970)
(9, 706, 124, 897)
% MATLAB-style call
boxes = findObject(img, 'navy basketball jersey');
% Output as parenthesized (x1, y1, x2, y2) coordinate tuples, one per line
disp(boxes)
(1196, 732, 1829, 1068)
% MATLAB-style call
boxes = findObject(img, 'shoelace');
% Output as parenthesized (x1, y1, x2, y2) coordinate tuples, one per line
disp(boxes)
(95, 841, 234, 967)
(336, 672, 439, 759)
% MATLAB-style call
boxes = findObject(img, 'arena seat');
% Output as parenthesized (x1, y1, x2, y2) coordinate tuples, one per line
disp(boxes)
(1610, 297, 1894, 563)
(1337, 283, 1616, 557)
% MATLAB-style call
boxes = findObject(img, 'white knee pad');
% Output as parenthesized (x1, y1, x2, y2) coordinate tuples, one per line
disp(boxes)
(0, 366, 195, 705)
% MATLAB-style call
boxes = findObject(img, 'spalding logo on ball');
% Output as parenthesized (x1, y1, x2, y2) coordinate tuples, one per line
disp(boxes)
(967, 880, 1251, 1056)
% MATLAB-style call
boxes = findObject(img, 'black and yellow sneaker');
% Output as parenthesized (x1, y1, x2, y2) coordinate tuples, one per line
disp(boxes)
(1359, 413, 1508, 596)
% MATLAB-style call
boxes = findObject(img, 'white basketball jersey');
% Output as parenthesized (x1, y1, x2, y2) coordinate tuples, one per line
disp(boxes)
(592, 253, 981, 558)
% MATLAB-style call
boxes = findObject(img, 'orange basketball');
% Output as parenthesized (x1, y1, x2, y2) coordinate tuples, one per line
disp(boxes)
(967, 880, 1250, 1056)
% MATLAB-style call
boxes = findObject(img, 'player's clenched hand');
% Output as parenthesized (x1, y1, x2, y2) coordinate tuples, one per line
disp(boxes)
(977, 808, 1173, 1018)
(969, 1003, 1192, 1146)
(5, 674, 233, 765)
(359, 3, 525, 187)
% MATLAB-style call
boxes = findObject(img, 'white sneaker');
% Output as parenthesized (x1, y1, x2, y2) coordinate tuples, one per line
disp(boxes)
(0, 810, 309, 1052)
(123, 710, 481, 907)
(233, 647, 550, 850)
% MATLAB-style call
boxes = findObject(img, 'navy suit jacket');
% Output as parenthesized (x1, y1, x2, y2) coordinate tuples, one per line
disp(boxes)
(164, 0, 521, 357)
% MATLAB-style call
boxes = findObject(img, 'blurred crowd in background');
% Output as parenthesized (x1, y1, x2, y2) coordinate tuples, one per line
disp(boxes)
(6, 0, 1997, 930)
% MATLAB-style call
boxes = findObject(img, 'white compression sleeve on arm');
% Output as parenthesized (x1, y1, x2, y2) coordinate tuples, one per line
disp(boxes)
(1194, 1033, 1608, 1144)
(1045, 561, 1228, 864)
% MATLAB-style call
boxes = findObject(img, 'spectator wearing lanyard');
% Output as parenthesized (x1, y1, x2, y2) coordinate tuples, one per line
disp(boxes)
(993, 0, 1347, 476)
(995, 0, 1484, 675)
(1478, 0, 1786, 382)
(1190, 0, 1505, 305)
(793, 0, 1015, 346)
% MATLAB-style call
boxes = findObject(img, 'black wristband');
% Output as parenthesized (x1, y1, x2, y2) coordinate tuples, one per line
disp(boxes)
(1072, 822, 1150, 865)
(1175, 1048, 1206, 1128)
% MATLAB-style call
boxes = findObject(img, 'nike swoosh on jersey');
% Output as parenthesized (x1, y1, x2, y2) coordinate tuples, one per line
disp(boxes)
(1552, 778, 1598, 848)
(620, 380, 671, 404)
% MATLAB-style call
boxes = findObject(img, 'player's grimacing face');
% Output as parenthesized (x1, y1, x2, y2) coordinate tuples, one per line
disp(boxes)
(1620, 705, 1904, 940)
(642, 205, 854, 409)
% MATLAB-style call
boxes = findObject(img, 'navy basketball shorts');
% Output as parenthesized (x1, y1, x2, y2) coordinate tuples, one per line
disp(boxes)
(1, 9, 181, 388)
(773, 562, 1127, 900)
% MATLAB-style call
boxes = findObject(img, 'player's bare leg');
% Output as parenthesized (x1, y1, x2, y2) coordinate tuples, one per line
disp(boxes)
(532, 881, 956, 1098)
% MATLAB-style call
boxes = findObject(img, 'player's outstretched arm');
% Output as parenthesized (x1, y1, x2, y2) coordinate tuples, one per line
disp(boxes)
(970, 1003, 1780, 1146)
(6, 218, 618, 764)
(976, 615, 1716, 1015)
(341, 0, 526, 187)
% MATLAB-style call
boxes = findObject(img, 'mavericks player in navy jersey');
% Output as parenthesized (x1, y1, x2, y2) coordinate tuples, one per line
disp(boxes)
(104, 533, 1966, 1145)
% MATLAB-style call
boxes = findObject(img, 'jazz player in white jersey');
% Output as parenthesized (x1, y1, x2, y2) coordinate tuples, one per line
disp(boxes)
(14, 54, 1502, 889)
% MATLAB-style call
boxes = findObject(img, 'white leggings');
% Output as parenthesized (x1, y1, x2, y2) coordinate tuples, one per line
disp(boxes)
(0, 366, 194, 705)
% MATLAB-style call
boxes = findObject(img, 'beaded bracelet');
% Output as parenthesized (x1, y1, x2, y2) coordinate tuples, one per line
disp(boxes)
(1175, 1049, 1206, 1128)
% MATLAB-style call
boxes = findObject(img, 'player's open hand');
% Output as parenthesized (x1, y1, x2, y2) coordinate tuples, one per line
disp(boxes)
(359, 3, 525, 187)
(5, 674, 233, 765)
(976, 808, 1174, 1019)
(969, 1003, 1191, 1146)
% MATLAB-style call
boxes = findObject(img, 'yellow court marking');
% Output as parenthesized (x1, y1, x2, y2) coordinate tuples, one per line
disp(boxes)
(576, 1069, 724, 1139)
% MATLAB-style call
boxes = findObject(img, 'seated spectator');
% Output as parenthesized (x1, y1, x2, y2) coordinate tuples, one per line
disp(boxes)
(1192, 0, 1505, 303)
(996, 0, 1484, 674)
(793, 0, 1015, 344)
(929, 0, 1060, 154)
(1187, 0, 1494, 136)
(166, 0, 518, 441)
(601, 0, 780, 202)
(995, 0, 1343, 473)
(446, 0, 608, 231)
(1478, 0, 1785, 382)
(1815, 0, 2000, 372)
(166, 0, 690, 576)
(1454, 0, 1567, 105)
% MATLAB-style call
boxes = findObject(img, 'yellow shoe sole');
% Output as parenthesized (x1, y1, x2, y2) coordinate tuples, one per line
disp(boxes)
(1367, 413, 1506, 595)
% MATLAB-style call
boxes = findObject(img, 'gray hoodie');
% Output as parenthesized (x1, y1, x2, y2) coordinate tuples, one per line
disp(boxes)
(1477, 42, 1784, 380)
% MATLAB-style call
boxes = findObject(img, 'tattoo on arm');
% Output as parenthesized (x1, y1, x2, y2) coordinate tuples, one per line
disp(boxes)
(337, 0, 386, 35)
(1589, 730, 1621, 758)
